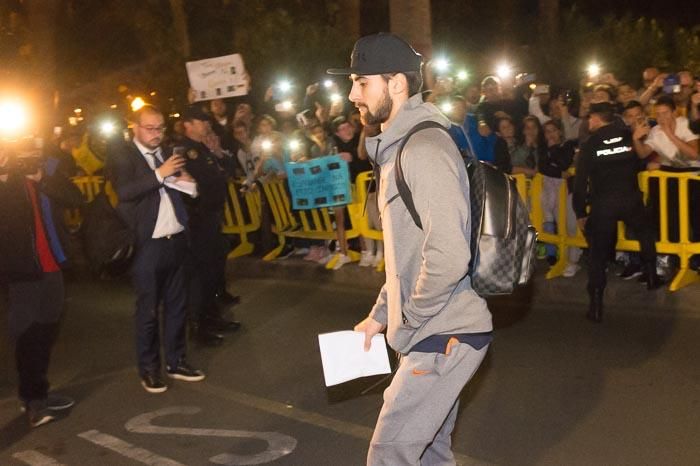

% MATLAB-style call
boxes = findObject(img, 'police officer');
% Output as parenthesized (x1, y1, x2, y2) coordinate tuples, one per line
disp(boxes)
(573, 102, 663, 323)
(178, 106, 241, 345)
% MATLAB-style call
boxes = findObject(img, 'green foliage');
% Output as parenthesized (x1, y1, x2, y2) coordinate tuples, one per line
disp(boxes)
(529, 7, 700, 87)
(230, 0, 354, 87)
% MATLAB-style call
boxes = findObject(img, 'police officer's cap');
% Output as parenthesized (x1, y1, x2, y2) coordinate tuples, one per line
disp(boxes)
(327, 33, 422, 76)
(181, 105, 212, 123)
(588, 101, 615, 116)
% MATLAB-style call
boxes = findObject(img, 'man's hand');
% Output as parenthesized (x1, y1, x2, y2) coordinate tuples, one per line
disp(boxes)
(157, 154, 185, 179)
(338, 151, 352, 162)
(659, 118, 676, 138)
(477, 121, 491, 137)
(173, 168, 194, 183)
(354, 316, 386, 352)
(633, 123, 650, 141)
(577, 217, 588, 232)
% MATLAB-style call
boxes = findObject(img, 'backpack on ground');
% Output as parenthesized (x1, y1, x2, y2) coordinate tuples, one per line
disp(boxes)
(394, 120, 537, 296)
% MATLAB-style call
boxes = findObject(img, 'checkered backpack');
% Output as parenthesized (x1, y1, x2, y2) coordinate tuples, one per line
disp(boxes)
(395, 121, 537, 296)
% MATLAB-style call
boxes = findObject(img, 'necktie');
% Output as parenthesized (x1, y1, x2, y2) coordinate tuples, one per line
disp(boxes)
(146, 151, 162, 168)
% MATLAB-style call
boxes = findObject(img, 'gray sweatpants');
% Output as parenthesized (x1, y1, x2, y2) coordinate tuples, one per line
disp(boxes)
(367, 342, 489, 466)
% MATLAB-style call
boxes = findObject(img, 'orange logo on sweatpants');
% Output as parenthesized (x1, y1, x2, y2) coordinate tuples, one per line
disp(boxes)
(411, 369, 430, 376)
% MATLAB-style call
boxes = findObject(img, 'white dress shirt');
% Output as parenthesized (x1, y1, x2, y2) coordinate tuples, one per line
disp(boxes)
(133, 140, 185, 238)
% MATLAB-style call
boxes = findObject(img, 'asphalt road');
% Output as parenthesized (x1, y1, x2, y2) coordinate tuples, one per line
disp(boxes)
(1, 256, 699, 466)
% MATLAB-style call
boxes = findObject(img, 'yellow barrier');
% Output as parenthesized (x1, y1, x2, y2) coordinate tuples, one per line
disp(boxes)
(352, 171, 385, 272)
(260, 177, 362, 268)
(221, 180, 262, 259)
(69, 170, 699, 290)
(524, 170, 700, 291)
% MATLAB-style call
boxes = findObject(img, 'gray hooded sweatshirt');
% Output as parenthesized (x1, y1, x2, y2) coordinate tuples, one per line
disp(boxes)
(367, 93, 492, 354)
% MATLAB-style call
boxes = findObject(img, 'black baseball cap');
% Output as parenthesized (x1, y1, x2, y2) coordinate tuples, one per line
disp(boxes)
(327, 33, 422, 76)
(181, 105, 212, 122)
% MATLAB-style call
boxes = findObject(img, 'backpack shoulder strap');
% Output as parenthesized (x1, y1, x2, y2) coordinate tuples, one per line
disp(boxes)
(395, 120, 452, 230)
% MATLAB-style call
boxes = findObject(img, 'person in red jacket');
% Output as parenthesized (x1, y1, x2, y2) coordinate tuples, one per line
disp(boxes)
(0, 143, 83, 427)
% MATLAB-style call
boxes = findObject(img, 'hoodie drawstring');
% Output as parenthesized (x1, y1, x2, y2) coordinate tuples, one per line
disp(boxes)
(363, 138, 382, 217)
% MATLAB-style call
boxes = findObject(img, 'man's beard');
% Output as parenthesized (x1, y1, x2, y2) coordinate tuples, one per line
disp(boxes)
(360, 88, 393, 126)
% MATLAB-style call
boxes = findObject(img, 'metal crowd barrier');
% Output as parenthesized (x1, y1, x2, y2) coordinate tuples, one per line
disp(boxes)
(519, 170, 700, 291)
(259, 177, 362, 268)
(352, 171, 385, 271)
(69, 170, 700, 290)
(221, 180, 262, 259)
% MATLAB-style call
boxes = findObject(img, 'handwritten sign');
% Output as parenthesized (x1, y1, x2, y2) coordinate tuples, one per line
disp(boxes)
(186, 54, 249, 101)
(285, 155, 351, 210)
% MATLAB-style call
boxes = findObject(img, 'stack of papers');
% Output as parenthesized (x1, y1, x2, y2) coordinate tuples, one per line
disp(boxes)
(318, 331, 391, 387)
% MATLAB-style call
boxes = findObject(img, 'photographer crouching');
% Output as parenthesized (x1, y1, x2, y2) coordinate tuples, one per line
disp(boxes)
(0, 135, 83, 428)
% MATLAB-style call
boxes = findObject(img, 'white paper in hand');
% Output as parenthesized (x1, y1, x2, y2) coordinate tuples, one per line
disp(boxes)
(318, 331, 391, 387)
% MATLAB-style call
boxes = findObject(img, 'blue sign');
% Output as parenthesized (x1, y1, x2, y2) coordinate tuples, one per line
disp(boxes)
(285, 155, 352, 210)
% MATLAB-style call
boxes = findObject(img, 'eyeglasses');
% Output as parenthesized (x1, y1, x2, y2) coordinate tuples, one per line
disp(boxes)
(138, 124, 166, 133)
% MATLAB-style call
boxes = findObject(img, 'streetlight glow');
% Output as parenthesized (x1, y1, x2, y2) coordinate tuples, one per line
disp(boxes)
(0, 99, 29, 138)
(440, 102, 453, 114)
(456, 70, 469, 81)
(496, 63, 513, 80)
(433, 57, 450, 73)
(278, 80, 292, 93)
(587, 63, 601, 78)
(130, 97, 146, 112)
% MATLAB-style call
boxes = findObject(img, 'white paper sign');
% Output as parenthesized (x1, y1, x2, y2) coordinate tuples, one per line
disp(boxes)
(318, 331, 392, 387)
(186, 54, 249, 101)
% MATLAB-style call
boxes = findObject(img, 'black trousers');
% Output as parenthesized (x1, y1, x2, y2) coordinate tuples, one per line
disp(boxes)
(16, 322, 59, 402)
(132, 233, 188, 376)
(188, 211, 227, 323)
(586, 195, 657, 292)
(7, 271, 64, 403)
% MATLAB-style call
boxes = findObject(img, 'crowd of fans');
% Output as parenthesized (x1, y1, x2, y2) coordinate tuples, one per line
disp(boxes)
(49, 64, 700, 279)
(426, 65, 700, 278)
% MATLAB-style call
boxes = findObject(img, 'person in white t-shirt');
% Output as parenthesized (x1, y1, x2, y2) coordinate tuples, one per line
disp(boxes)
(633, 95, 700, 271)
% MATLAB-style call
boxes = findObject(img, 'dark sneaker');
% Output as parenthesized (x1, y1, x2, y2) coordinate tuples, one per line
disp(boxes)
(20, 394, 75, 413)
(141, 372, 168, 394)
(166, 361, 205, 382)
(27, 400, 57, 428)
(618, 263, 643, 280)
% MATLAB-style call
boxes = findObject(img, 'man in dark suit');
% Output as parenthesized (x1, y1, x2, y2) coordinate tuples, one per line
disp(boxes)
(105, 104, 205, 393)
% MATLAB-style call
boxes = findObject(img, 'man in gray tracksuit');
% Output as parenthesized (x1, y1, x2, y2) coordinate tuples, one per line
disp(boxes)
(329, 33, 492, 465)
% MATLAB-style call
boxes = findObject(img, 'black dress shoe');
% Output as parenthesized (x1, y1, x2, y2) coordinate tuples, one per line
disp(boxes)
(141, 373, 168, 394)
(166, 360, 205, 382)
(204, 315, 241, 332)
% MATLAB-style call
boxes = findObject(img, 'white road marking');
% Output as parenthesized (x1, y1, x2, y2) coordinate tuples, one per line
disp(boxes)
(77, 429, 185, 466)
(12, 451, 66, 466)
(125, 406, 296, 465)
(186, 382, 492, 465)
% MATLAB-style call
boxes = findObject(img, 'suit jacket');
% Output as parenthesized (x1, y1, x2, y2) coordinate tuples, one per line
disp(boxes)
(105, 141, 188, 244)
